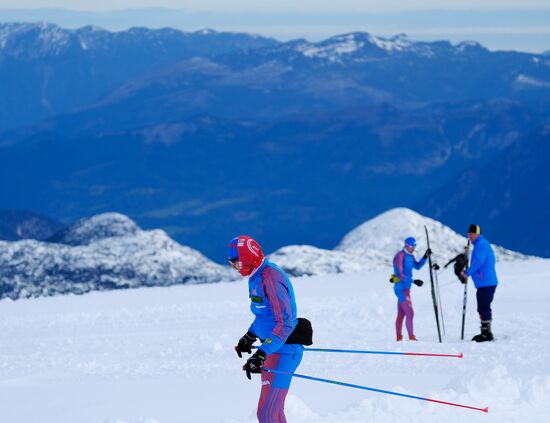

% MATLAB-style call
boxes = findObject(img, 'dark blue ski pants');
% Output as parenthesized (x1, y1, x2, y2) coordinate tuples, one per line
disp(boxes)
(476, 285, 497, 321)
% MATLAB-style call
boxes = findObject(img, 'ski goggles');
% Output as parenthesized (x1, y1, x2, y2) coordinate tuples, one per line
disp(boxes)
(228, 258, 240, 270)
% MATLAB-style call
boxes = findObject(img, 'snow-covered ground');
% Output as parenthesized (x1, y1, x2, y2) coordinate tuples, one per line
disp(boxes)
(0, 259, 548, 423)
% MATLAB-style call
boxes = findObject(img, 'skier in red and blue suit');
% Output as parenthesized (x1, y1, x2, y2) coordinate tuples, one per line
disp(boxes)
(392, 237, 430, 341)
(230, 235, 303, 423)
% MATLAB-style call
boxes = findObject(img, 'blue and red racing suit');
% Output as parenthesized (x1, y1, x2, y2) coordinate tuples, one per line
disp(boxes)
(392, 249, 426, 302)
(248, 259, 303, 422)
(391, 249, 426, 339)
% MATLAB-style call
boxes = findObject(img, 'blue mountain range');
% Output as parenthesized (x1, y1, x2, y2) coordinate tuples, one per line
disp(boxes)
(0, 23, 548, 260)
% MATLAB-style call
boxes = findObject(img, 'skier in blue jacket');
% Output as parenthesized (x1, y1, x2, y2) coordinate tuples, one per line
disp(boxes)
(391, 237, 430, 341)
(230, 235, 304, 423)
(461, 224, 498, 342)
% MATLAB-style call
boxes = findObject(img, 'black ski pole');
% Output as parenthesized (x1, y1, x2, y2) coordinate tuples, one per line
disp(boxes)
(461, 240, 471, 341)
(425, 226, 442, 343)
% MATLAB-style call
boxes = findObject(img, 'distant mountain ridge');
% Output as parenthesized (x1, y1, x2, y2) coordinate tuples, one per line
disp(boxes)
(1, 23, 548, 134)
(0, 22, 277, 131)
(0, 209, 63, 241)
(0, 23, 548, 259)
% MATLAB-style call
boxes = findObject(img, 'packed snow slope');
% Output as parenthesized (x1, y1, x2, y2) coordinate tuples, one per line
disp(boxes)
(0, 259, 547, 423)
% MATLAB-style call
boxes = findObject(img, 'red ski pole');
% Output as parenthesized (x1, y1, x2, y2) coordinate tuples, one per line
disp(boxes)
(303, 347, 463, 358)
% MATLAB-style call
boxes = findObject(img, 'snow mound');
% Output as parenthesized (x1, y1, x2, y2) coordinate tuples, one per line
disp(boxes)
(0, 215, 233, 300)
(336, 208, 524, 265)
(50, 212, 140, 246)
(269, 208, 526, 278)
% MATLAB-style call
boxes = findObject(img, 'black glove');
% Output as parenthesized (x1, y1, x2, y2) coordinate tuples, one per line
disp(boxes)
(243, 349, 266, 380)
(235, 331, 257, 358)
(423, 248, 432, 259)
(413, 279, 424, 287)
(432, 263, 440, 271)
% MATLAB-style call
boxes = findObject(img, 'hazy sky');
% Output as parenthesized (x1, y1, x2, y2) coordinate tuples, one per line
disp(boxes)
(1, 1, 550, 11)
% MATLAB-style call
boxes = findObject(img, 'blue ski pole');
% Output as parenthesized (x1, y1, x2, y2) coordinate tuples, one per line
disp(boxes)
(264, 368, 488, 413)
(253, 346, 463, 358)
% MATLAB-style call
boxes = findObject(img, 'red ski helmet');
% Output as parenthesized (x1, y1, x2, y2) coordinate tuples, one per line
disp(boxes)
(228, 235, 264, 276)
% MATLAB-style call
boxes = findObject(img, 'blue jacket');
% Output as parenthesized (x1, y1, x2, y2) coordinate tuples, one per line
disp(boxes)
(393, 249, 426, 297)
(465, 235, 498, 288)
(247, 259, 302, 356)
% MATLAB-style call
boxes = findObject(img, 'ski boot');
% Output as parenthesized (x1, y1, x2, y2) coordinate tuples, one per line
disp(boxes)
(472, 320, 494, 342)
(408, 335, 418, 341)
(396, 335, 403, 341)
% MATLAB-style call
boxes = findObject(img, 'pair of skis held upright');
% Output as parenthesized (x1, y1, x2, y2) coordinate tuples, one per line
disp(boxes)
(425, 226, 470, 343)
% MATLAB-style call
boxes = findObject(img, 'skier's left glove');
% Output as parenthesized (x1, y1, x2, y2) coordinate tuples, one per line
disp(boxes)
(243, 349, 266, 380)
(423, 248, 432, 259)
(235, 331, 257, 358)
(413, 279, 424, 287)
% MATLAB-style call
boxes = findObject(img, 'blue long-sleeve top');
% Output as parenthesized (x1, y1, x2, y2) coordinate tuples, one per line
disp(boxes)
(392, 249, 427, 293)
(247, 259, 299, 356)
(465, 235, 498, 288)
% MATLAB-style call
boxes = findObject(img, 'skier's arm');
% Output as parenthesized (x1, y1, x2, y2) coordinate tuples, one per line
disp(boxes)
(414, 256, 427, 270)
(258, 274, 295, 355)
(465, 244, 488, 277)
